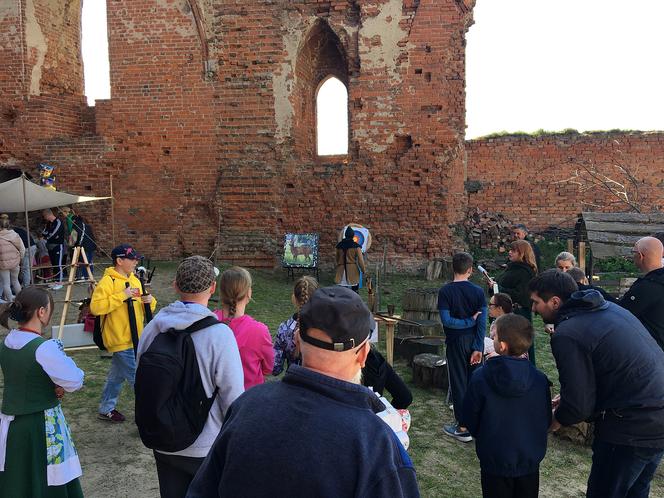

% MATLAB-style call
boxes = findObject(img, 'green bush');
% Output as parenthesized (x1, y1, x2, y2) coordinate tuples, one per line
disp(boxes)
(594, 256, 638, 273)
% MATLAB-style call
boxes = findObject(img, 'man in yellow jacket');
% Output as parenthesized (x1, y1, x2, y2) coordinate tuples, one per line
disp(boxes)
(91, 244, 156, 422)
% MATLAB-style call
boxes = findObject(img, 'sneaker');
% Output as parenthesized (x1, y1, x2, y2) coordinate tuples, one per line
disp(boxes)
(50, 284, 63, 291)
(98, 409, 126, 422)
(443, 424, 472, 442)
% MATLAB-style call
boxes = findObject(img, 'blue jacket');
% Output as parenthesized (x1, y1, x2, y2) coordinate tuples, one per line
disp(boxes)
(552, 290, 664, 448)
(186, 364, 420, 498)
(438, 280, 487, 352)
(461, 356, 551, 477)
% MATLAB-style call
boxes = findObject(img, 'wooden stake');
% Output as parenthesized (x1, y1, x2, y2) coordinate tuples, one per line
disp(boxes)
(579, 241, 586, 274)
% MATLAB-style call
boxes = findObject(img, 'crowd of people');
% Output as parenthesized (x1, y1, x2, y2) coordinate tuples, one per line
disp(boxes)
(0, 223, 663, 498)
(439, 226, 664, 498)
(0, 207, 97, 302)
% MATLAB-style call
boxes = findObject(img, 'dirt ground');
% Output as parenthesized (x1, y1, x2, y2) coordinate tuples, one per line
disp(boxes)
(2, 264, 663, 497)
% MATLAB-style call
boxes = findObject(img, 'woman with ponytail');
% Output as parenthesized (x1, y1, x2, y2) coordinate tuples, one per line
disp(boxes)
(272, 276, 319, 376)
(214, 267, 274, 390)
(0, 287, 84, 497)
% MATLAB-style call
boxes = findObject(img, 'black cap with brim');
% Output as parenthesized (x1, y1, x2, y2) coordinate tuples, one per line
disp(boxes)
(299, 286, 375, 352)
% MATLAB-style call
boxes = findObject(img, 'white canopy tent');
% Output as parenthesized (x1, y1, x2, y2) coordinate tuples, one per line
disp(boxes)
(0, 174, 111, 280)
(0, 175, 110, 213)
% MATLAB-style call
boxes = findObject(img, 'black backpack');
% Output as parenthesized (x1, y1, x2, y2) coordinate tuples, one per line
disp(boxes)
(135, 316, 220, 452)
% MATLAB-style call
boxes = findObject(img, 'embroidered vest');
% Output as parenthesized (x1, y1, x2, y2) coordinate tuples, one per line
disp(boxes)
(0, 336, 59, 415)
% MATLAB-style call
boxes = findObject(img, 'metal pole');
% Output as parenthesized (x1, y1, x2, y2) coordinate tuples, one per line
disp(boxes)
(22, 174, 32, 284)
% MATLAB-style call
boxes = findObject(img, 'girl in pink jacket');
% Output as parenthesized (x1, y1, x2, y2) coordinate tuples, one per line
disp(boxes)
(214, 267, 274, 390)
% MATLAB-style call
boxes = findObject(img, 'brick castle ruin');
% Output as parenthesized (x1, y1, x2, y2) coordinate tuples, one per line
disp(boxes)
(1, 0, 663, 269)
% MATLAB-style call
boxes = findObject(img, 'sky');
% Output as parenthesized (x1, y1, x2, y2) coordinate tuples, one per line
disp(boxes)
(82, 0, 664, 140)
(465, 0, 664, 138)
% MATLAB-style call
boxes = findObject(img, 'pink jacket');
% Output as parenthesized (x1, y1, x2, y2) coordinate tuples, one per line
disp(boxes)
(0, 229, 25, 271)
(214, 310, 274, 390)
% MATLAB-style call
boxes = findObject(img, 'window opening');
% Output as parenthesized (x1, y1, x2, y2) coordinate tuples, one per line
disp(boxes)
(316, 77, 349, 156)
(82, 0, 111, 105)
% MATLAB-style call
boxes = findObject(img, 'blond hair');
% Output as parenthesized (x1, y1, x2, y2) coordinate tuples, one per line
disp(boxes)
(510, 240, 538, 274)
(219, 266, 252, 320)
(293, 276, 319, 309)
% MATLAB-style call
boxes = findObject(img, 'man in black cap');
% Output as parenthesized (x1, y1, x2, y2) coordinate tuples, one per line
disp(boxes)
(90, 243, 156, 422)
(186, 286, 420, 498)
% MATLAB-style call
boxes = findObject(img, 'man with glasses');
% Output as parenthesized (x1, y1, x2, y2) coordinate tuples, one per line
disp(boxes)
(619, 236, 664, 351)
(187, 286, 420, 498)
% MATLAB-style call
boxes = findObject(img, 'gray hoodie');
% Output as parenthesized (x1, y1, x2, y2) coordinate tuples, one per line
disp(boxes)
(137, 301, 245, 458)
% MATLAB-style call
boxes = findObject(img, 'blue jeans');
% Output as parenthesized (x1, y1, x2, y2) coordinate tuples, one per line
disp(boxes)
(587, 439, 664, 498)
(99, 348, 136, 414)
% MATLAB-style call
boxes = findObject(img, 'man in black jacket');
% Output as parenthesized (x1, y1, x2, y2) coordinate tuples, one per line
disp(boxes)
(530, 270, 664, 498)
(186, 287, 420, 498)
(619, 236, 664, 351)
(41, 208, 66, 283)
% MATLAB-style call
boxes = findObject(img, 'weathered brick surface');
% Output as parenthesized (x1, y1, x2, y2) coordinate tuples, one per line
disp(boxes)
(2, 0, 474, 269)
(466, 132, 664, 231)
(3, 1, 661, 269)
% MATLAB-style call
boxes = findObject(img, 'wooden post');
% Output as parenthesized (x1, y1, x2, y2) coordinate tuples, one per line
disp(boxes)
(567, 239, 574, 253)
(21, 175, 32, 283)
(110, 174, 116, 247)
(579, 241, 586, 274)
(385, 321, 395, 366)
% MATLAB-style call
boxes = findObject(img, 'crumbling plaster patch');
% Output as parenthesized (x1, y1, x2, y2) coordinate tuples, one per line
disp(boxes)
(25, 0, 46, 95)
(360, 0, 413, 81)
(273, 14, 303, 142)
(0, 1, 18, 22)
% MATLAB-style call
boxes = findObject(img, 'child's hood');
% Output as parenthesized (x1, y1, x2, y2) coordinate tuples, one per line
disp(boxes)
(484, 355, 534, 397)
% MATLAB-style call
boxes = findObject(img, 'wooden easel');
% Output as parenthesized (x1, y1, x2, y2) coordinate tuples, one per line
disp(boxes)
(56, 246, 96, 342)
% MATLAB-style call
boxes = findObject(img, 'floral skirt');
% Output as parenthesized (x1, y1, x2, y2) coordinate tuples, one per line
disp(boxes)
(0, 407, 83, 498)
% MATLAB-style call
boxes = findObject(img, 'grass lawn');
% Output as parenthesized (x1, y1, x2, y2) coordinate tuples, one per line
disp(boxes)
(1, 263, 662, 497)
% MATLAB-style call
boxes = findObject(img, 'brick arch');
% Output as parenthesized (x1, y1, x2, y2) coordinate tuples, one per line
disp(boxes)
(292, 19, 349, 158)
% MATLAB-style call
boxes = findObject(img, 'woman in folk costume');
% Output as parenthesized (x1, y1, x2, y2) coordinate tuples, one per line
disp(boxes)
(334, 226, 367, 293)
(0, 287, 84, 497)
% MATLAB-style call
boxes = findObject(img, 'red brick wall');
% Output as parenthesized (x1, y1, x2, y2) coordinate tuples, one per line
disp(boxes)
(466, 132, 664, 231)
(1, 0, 474, 269)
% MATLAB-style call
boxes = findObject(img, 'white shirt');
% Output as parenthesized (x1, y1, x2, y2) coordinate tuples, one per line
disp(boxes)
(3, 330, 84, 392)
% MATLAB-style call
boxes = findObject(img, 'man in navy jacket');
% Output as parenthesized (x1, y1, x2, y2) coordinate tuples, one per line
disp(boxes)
(186, 286, 419, 498)
(529, 270, 664, 498)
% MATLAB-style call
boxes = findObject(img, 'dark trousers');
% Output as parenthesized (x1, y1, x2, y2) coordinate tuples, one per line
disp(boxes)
(587, 439, 664, 498)
(153, 451, 205, 498)
(481, 470, 539, 498)
(47, 244, 64, 281)
(363, 349, 413, 409)
(446, 334, 478, 423)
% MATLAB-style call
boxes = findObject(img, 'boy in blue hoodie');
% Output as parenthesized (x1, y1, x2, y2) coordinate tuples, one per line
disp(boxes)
(461, 314, 551, 498)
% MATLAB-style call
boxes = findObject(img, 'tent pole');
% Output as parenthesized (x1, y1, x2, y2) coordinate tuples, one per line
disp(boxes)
(110, 174, 116, 247)
(22, 174, 32, 285)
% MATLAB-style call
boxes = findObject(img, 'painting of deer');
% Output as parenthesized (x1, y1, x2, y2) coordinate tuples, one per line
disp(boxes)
(289, 238, 312, 262)
(283, 233, 319, 268)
